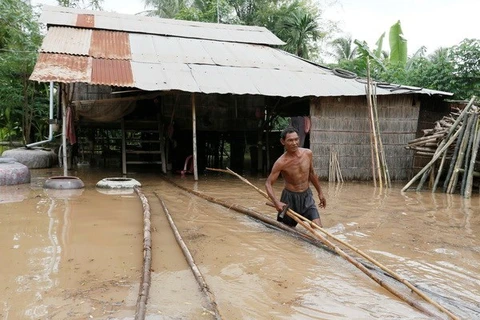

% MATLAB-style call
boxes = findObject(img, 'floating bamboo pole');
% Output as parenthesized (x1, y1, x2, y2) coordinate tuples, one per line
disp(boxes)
(154, 192, 223, 320)
(134, 187, 152, 320)
(209, 167, 458, 320)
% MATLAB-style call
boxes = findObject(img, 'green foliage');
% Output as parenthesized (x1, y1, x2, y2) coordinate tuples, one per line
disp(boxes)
(449, 39, 480, 99)
(143, 0, 329, 59)
(55, 0, 103, 10)
(388, 20, 407, 66)
(0, 0, 48, 143)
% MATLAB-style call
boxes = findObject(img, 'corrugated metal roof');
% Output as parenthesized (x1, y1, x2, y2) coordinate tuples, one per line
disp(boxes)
(31, 7, 452, 98)
(39, 5, 285, 46)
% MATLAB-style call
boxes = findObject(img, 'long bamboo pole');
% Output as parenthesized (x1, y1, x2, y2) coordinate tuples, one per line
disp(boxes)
(465, 116, 480, 198)
(460, 113, 478, 195)
(134, 187, 152, 320)
(154, 192, 223, 320)
(444, 114, 471, 193)
(366, 63, 382, 187)
(210, 167, 458, 320)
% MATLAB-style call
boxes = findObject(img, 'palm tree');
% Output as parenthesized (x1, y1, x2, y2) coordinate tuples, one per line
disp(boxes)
(142, 0, 188, 18)
(330, 36, 357, 62)
(280, 9, 322, 59)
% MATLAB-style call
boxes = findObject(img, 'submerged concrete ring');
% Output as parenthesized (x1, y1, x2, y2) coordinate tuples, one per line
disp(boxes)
(2, 147, 57, 169)
(44, 176, 85, 189)
(0, 160, 31, 186)
(96, 177, 141, 189)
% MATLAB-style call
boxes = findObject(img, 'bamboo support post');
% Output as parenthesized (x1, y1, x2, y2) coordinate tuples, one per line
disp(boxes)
(134, 187, 152, 320)
(154, 193, 223, 320)
(209, 167, 458, 320)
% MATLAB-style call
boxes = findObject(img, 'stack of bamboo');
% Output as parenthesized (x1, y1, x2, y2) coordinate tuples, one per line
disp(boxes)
(328, 146, 343, 183)
(402, 97, 480, 197)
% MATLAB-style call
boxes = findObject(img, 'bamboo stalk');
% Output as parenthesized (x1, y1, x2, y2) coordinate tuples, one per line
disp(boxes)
(465, 117, 480, 198)
(134, 187, 152, 320)
(155, 192, 223, 320)
(212, 167, 458, 320)
(366, 63, 382, 187)
(460, 113, 478, 196)
(446, 114, 474, 193)
(432, 151, 448, 193)
(372, 83, 391, 187)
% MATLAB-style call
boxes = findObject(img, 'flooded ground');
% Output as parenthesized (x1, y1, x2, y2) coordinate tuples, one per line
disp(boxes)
(0, 166, 479, 319)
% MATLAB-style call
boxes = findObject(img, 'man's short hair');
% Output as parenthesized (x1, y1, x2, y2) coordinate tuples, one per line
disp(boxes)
(280, 126, 299, 140)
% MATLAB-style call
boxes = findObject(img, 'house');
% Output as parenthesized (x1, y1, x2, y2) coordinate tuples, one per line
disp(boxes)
(30, 5, 452, 180)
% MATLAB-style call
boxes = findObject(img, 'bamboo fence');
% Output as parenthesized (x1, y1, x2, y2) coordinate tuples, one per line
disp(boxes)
(403, 96, 479, 197)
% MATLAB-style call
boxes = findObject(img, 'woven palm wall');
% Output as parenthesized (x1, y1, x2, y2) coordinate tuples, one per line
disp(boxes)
(310, 95, 419, 181)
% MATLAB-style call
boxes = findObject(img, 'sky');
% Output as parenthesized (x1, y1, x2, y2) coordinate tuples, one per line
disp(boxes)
(32, 0, 480, 57)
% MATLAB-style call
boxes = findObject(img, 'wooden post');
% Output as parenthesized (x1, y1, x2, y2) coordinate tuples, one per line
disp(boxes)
(192, 93, 198, 181)
(60, 84, 68, 177)
(121, 117, 127, 175)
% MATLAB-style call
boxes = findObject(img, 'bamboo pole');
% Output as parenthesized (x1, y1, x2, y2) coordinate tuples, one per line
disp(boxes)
(432, 151, 447, 193)
(161, 176, 329, 250)
(366, 63, 382, 187)
(210, 167, 458, 320)
(465, 117, 480, 198)
(460, 113, 478, 196)
(372, 83, 391, 187)
(134, 187, 152, 320)
(154, 193, 223, 320)
(443, 117, 468, 192)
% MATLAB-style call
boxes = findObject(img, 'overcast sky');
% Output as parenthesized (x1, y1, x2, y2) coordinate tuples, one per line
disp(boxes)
(32, 0, 479, 57)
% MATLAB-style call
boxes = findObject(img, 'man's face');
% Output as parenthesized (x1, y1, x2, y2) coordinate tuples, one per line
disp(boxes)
(281, 132, 300, 151)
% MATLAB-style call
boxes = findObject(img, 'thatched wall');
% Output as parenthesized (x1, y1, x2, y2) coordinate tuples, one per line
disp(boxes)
(310, 95, 419, 181)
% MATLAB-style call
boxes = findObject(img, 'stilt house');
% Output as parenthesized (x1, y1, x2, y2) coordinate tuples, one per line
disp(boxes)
(30, 5, 453, 180)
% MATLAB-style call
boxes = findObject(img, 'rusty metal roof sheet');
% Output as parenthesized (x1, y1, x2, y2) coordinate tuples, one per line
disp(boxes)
(31, 7, 452, 98)
(39, 5, 285, 46)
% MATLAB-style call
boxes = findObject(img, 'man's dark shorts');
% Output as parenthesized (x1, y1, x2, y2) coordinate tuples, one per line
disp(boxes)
(278, 188, 320, 227)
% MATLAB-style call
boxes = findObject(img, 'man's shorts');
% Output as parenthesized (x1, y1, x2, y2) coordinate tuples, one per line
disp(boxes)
(278, 188, 320, 227)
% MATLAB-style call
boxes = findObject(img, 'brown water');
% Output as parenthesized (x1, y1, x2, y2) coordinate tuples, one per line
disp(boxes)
(0, 167, 479, 320)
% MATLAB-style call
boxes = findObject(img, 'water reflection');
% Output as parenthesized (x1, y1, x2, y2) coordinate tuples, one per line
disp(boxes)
(0, 184, 31, 204)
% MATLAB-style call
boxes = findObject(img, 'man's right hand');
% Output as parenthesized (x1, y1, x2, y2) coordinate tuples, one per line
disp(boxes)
(275, 201, 287, 212)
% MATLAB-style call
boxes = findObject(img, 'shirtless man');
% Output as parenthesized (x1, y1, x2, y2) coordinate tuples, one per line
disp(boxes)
(265, 127, 326, 227)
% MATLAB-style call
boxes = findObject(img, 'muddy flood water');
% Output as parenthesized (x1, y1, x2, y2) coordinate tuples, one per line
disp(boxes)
(0, 166, 479, 320)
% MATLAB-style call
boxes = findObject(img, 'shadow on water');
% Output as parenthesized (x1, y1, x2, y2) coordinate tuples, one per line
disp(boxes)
(0, 166, 479, 319)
